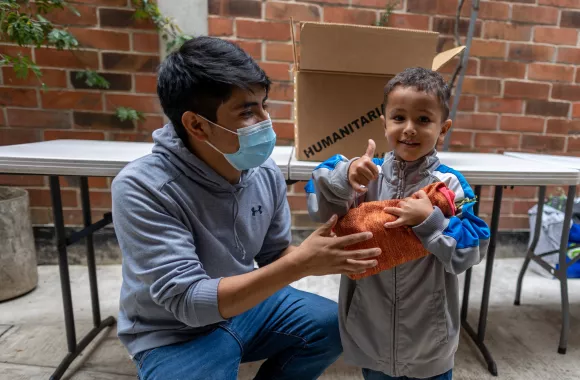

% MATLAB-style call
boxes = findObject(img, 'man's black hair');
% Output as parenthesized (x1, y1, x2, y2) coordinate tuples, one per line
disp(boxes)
(157, 36, 271, 142)
(382, 67, 450, 121)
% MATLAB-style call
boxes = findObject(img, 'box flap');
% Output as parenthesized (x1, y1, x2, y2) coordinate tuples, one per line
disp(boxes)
(431, 46, 465, 71)
(299, 22, 439, 76)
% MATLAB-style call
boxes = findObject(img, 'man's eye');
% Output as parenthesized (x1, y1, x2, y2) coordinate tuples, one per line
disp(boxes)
(240, 110, 253, 118)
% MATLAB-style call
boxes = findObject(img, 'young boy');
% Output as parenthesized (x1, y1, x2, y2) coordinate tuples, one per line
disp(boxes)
(306, 67, 490, 380)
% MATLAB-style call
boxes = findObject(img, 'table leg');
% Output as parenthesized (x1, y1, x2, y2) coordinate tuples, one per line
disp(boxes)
(460, 185, 481, 322)
(49, 176, 77, 352)
(80, 177, 101, 327)
(48, 176, 116, 380)
(515, 186, 546, 306)
(461, 185, 502, 377)
(557, 185, 576, 355)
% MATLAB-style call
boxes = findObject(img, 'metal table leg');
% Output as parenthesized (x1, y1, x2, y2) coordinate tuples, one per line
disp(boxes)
(557, 185, 576, 354)
(49, 176, 77, 354)
(48, 176, 116, 380)
(514, 186, 546, 306)
(80, 177, 102, 327)
(513, 185, 576, 355)
(461, 185, 502, 376)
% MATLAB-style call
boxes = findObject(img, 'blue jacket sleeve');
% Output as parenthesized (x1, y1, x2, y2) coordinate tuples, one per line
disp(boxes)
(413, 166, 491, 274)
(306, 154, 367, 223)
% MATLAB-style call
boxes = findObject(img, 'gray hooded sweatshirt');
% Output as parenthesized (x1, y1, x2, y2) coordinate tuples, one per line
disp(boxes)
(111, 123, 291, 356)
(306, 151, 490, 378)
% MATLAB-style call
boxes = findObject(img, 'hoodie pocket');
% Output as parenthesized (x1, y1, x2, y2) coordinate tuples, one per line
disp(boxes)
(430, 290, 449, 346)
(344, 284, 385, 362)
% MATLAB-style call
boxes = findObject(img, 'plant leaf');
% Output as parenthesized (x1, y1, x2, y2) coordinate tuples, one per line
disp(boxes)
(48, 29, 78, 50)
(116, 107, 144, 122)
(76, 70, 110, 89)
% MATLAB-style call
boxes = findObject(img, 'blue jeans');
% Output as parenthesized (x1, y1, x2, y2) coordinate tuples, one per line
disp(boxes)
(363, 369, 453, 380)
(132, 286, 342, 379)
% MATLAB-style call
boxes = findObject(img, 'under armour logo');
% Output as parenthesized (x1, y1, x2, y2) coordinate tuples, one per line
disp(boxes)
(252, 206, 263, 216)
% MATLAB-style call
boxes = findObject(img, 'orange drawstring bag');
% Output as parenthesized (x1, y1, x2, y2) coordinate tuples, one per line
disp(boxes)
(334, 182, 456, 280)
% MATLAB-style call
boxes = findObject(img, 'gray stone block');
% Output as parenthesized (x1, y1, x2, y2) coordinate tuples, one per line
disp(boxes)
(0, 187, 38, 301)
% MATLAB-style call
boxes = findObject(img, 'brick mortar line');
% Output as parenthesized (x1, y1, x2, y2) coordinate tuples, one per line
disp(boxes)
(69, 26, 157, 34)
(10, 44, 159, 56)
(2, 80, 146, 91)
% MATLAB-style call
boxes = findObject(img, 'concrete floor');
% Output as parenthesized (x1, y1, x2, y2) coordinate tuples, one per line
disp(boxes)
(0, 259, 579, 380)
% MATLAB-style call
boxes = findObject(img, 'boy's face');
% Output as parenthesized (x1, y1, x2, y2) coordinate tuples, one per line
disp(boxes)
(381, 86, 451, 162)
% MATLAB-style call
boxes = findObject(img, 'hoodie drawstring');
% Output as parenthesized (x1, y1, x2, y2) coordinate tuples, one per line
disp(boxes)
(232, 189, 247, 259)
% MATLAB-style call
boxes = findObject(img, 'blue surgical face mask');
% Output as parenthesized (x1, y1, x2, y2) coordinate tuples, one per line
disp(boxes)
(200, 116, 277, 171)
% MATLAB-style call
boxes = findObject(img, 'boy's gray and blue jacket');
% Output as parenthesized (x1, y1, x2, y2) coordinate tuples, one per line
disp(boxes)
(111, 123, 292, 357)
(306, 151, 490, 378)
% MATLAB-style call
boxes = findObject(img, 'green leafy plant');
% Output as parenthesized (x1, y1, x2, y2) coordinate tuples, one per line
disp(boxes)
(116, 106, 144, 122)
(376, 0, 401, 27)
(75, 70, 110, 89)
(132, 0, 192, 53)
(0, 0, 192, 124)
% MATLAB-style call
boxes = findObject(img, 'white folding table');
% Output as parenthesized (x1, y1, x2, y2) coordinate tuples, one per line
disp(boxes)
(289, 151, 580, 376)
(503, 152, 580, 353)
(0, 140, 293, 179)
(0, 140, 293, 380)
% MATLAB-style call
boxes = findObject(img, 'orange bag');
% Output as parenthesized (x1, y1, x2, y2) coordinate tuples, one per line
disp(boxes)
(334, 182, 456, 280)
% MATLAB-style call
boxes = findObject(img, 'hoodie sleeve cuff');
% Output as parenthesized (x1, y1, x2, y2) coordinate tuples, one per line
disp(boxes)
(191, 277, 226, 326)
(412, 206, 449, 244)
(331, 158, 359, 199)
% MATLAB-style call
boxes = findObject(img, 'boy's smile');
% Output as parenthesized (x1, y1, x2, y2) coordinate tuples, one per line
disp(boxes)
(382, 86, 451, 162)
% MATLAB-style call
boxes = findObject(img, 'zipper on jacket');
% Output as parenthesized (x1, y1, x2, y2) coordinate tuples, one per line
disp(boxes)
(392, 161, 404, 375)
(392, 266, 397, 375)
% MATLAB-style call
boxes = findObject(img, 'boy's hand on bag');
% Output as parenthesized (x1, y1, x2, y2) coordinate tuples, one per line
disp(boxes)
(348, 139, 379, 193)
(383, 190, 434, 228)
(291, 215, 380, 277)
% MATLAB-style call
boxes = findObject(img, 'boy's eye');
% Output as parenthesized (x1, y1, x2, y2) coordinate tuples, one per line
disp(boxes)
(262, 102, 269, 110)
(392, 115, 405, 122)
(419, 116, 431, 123)
(240, 110, 253, 118)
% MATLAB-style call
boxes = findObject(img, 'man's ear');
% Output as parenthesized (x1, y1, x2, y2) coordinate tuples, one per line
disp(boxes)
(182, 111, 210, 142)
(439, 119, 452, 142)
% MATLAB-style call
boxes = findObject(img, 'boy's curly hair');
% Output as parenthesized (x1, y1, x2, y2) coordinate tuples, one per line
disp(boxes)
(382, 67, 450, 121)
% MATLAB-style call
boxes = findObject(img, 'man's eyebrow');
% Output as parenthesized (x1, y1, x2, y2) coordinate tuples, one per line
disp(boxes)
(234, 101, 259, 110)
(234, 96, 269, 110)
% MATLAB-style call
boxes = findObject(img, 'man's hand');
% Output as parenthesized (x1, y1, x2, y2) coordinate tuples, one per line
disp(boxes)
(289, 214, 380, 277)
(348, 139, 379, 193)
(218, 215, 378, 319)
(383, 190, 433, 228)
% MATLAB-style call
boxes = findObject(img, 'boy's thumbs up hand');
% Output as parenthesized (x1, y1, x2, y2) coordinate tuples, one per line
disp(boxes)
(364, 139, 376, 158)
(348, 139, 379, 193)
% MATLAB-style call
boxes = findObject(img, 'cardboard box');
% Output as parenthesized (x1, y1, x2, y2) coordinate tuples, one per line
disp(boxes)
(292, 22, 465, 161)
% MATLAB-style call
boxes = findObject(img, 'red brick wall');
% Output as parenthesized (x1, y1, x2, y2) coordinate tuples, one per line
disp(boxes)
(0, 0, 163, 226)
(208, 0, 580, 230)
(2, 0, 580, 231)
